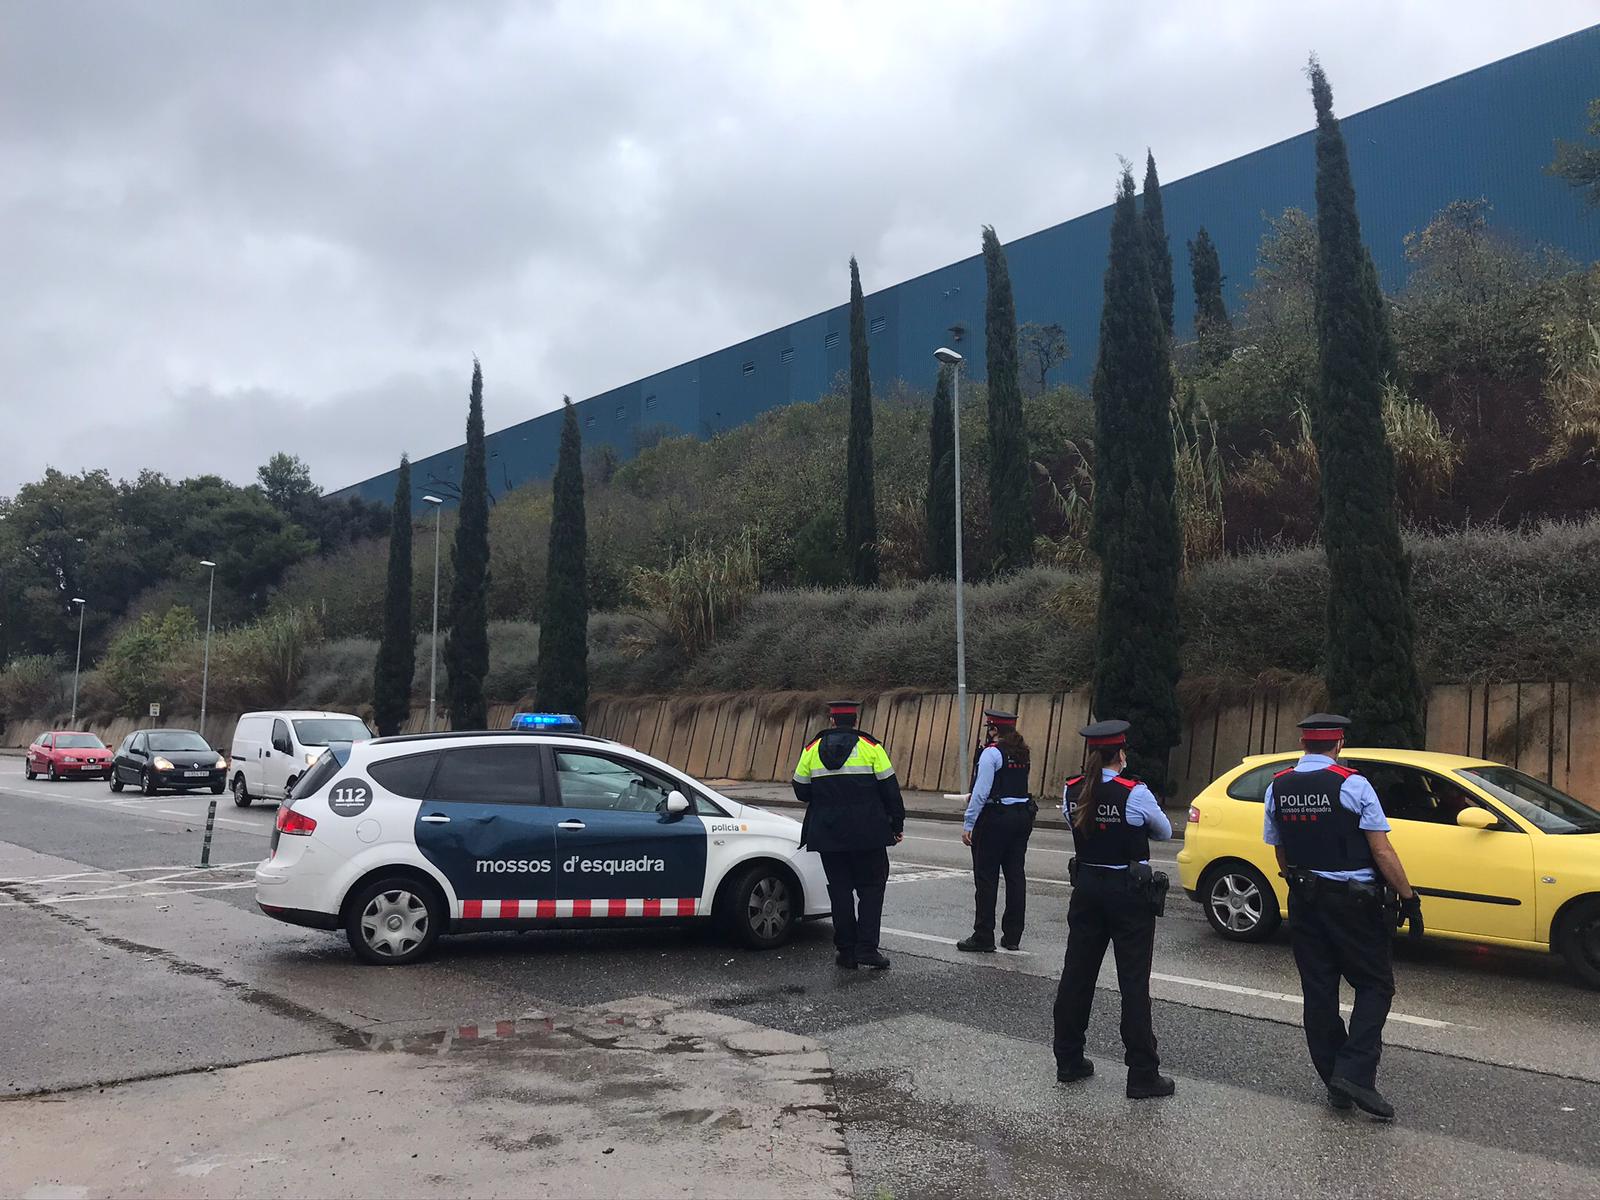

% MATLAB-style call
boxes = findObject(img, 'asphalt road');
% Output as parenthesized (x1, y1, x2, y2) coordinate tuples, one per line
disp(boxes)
(3, 758, 1598, 1198)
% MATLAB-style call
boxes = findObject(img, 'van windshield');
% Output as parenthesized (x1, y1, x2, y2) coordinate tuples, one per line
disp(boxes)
(293, 718, 373, 746)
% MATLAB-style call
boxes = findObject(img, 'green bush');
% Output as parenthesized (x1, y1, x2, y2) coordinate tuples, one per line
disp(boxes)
(101, 607, 198, 713)
(0, 655, 64, 720)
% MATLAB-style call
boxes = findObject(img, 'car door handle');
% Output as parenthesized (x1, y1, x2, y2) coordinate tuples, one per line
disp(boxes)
(557, 820, 586, 830)
(419, 814, 451, 824)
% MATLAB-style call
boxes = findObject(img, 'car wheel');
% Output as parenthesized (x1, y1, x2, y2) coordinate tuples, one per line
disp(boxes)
(345, 878, 443, 966)
(210, 780, 226, 795)
(47, 762, 59, 782)
(1200, 862, 1281, 943)
(109, 768, 124, 793)
(1558, 897, 1600, 990)
(231, 774, 252, 808)
(141, 770, 158, 797)
(23, 761, 35, 780)
(724, 863, 797, 950)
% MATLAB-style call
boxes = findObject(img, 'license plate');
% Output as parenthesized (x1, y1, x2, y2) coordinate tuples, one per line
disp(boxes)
(184, 770, 208, 778)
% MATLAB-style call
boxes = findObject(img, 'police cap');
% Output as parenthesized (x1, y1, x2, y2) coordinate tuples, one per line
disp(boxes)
(1297, 713, 1350, 743)
(1079, 719, 1130, 748)
(982, 709, 1018, 727)
(827, 700, 862, 717)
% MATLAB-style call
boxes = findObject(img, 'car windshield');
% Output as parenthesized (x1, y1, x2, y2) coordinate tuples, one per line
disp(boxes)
(1458, 767, 1600, 835)
(54, 734, 104, 749)
(148, 731, 212, 753)
(293, 718, 372, 746)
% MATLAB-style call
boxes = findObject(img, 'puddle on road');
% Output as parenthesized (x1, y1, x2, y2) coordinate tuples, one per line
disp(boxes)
(338, 1011, 708, 1060)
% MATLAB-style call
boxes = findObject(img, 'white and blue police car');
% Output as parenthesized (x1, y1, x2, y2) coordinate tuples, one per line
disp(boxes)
(254, 719, 830, 965)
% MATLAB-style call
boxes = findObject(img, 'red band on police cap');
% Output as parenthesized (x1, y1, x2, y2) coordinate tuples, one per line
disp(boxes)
(1086, 733, 1126, 747)
(828, 703, 860, 716)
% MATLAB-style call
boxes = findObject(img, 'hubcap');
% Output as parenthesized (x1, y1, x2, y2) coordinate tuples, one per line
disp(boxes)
(746, 876, 791, 940)
(360, 889, 429, 958)
(1209, 873, 1263, 933)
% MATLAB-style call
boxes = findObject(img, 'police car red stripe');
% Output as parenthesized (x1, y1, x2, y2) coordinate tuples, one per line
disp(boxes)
(457, 897, 699, 919)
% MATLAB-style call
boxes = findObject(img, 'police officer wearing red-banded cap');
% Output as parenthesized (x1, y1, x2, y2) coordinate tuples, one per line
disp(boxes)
(1052, 719, 1175, 1098)
(956, 709, 1037, 952)
(1265, 713, 1421, 1121)
(792, 700, 905, 970)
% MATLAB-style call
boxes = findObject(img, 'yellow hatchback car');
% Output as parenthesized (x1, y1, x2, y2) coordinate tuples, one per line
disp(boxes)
(1176, 749, 1600, 987)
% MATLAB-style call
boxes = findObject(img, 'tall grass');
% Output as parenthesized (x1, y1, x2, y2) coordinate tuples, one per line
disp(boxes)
(628, 531, 760, 658)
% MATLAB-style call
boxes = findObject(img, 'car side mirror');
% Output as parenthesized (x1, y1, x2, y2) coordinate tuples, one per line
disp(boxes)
(1456, 807, 1497, 830)
(665, 791, 691, 816)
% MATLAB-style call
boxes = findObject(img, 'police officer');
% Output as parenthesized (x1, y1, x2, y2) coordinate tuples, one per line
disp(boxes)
(792, 700, 905, 970)
(957, 709, 1036, 952)
(1265, 713, 1422, 1121)
(1052, 719, 1175, 1098)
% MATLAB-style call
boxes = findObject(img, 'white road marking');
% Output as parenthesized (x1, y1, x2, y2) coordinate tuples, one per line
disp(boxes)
(158, 808, 262, 831)
(900, 836, 1180, 871)
(0, 862, 257, 884)
(0, 881, 258, 907)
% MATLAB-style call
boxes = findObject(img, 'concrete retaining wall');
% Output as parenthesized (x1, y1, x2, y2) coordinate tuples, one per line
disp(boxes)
(7, 682, 1596, 804)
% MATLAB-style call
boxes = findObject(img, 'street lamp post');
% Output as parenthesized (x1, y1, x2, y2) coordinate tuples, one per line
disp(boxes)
(69, 597, 87, 728)
(199, 560, 217, 741)
(933, 347, 970, 779)
(422, 495, 444, 731)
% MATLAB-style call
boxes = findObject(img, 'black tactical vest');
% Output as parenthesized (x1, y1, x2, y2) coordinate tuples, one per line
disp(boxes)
(989, 745, 1031, 800)
(1068, 775, 1151, 865)
(1270, 765, 1376, 873)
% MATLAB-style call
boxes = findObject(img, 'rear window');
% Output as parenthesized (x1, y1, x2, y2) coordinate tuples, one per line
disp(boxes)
(1226, 763, 1284, 802)
(429, 746, 545, 805)
(368, 752, 440, 799)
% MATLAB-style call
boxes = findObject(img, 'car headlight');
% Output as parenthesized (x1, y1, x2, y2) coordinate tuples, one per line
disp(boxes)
(153, 757, 175, 771)
(63, 756, 78, 764)
(304, 751, 320, 766)
(215, 757, 228, 770)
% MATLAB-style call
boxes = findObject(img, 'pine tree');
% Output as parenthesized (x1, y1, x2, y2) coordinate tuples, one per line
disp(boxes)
(1142, 151, 1175, 335)
(444, 359, 490, 730)
(844, 257, 879, 586)
(1090, 168, 1184, 789)
(536, 399, 590, 719)
(1308, 58, 1426, 748)
(1187, 226, 1234, 366)
(981, 226, 1034, 572)
(925, 364, 956, 578)
(371, 455, 415, 736)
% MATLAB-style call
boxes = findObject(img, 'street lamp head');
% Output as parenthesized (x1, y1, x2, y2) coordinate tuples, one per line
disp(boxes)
(934, 347, 964, 366)
(422, 495, 443, 505)
(199, 559, 216, 569)
(70, 596, 86, 605)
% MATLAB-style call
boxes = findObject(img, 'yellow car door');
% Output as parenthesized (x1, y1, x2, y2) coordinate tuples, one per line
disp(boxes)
(1351, 759, 1535, 944)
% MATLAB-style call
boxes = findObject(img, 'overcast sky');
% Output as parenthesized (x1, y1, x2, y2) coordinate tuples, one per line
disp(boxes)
(4, 1, 1596, 498)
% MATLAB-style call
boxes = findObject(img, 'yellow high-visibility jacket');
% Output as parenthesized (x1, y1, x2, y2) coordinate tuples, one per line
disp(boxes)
(792, 727, 905, 851)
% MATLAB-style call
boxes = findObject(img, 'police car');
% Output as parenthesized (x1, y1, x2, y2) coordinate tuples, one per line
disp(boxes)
(253, 721, 830, 965)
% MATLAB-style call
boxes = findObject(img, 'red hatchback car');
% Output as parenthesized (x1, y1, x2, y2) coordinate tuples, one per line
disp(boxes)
(25, 731, 113, 781)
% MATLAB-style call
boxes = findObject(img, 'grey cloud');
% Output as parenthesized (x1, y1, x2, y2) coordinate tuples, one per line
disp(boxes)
(3, 0, 1595, 495)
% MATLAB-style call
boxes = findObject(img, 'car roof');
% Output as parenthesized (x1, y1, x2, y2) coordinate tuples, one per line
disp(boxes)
(45, 730, 95, 736)
(1237, 747, 1500, 771)
(142, 727, 205, 735)
(367, 730, 618, 749)
(239, 710, 365, 719)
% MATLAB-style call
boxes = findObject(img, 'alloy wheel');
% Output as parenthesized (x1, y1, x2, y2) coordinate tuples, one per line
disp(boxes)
(1208, 871, 1264, 935)
(745, 875, 792, 942)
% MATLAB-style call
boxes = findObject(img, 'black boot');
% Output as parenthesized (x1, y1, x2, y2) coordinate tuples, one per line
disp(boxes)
(1329, 1076, 1394, 1121)
(1126, 1072, 1176, 1099)
(835, 951, 857, 969)
(957, 935, 996, 952)
(856, 950, 891, 970)
(1056, 1058, 1095, 1083)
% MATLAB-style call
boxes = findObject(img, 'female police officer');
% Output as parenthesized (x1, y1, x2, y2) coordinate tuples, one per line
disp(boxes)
(1051, 719, 1175, 1098)
(956, 709, 1036, 953)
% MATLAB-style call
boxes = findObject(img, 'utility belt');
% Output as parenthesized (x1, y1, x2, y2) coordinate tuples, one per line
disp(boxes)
(980, 795, 1036, 813)
(1068, 856, 1169, 917)
(1284, 868, 1384, 905)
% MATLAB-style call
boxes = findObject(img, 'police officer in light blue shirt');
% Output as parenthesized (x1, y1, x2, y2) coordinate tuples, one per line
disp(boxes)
(957, 710, 1038, 952)
(1264, 713, 1421, 1122)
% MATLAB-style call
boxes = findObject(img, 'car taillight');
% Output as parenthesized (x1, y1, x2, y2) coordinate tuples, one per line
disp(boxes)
(1187, 805, 1201, 824)
(276, 806, 317, 836)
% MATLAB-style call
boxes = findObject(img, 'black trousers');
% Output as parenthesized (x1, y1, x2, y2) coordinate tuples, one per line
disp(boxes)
(819, 848, 891, 956)
(1287, 880, 1395, 1090)
(1052, 867, 1160, 1076)
(969, 802, 1034, 943)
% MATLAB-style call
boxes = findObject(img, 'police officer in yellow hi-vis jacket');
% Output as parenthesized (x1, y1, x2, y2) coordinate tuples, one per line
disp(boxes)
(793, 700, 905, 970)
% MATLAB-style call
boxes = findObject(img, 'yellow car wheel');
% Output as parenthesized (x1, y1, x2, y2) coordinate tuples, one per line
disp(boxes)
(1558, 897, 1600, 990)
(1200, 862, 1281, 943)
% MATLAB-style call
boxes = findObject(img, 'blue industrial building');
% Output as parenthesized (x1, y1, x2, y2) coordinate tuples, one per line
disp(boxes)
(333, 25, 1600, 512)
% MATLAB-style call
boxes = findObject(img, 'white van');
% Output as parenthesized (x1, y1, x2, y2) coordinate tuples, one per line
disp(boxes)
(229, 710, 373, 807)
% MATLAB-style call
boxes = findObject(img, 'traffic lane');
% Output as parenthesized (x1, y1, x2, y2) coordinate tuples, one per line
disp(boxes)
(876, 858, 1599, 1082)
(433, 922, 1600, 1181)
(891, 813, 1180, 877)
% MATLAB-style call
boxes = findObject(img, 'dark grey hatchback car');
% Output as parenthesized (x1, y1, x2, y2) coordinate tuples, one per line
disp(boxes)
(110, 728, 227, 795)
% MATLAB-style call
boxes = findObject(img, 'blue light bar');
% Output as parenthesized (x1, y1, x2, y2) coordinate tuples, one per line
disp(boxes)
(510, 712, 583, 733)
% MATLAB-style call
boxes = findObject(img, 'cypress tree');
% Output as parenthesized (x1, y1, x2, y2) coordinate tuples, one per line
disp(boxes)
(925, 364, 956, 578)
(844, 257, 879, 586)
(1308, 58, 1426, 748)
(1142, 151, 1175, 335)
(444, 359, 490, 731)
(1187, 226, 1234, 366)
(371, 454, 415, 736)
(981, 226, 1034, 572)
(1090, 168, 1183, 789)
(535, 399, 589, 719)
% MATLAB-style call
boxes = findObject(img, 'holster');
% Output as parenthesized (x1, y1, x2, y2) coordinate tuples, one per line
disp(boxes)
(1128, 861, 1170, 917)
(1067, 856, 1079, 886)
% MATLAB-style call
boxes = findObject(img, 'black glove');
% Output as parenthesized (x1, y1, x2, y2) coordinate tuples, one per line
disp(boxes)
(1396, 894, 1424, 940)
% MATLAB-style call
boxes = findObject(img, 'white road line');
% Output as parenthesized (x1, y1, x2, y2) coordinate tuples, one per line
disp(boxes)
(0, 862, 258, 884)
(157, 808, 262, 831)
(0, 881, 258, 907)
(900, 838, 1181, 871)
